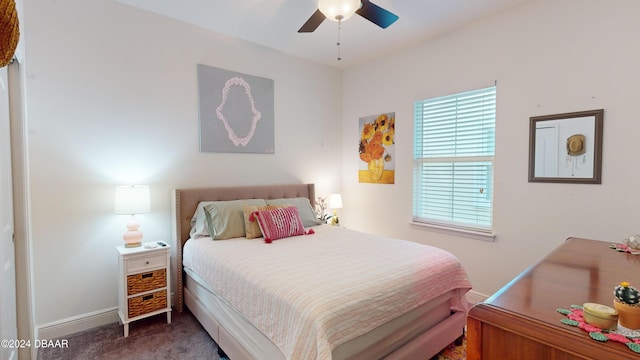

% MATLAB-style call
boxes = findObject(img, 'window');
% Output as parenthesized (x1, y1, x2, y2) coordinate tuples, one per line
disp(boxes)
(413, 86, 496, 235)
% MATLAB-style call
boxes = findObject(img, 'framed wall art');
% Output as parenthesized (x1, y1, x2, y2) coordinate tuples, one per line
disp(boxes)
(197, 64, 274, 154)
(358, 112, 395, 184)
(528, 109, 603, 184)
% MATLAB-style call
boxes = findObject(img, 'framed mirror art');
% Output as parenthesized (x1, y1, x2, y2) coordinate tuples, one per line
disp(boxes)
(528, 109, 604, 184)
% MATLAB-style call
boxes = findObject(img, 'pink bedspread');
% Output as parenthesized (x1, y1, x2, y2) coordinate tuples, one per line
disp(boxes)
(183, 225, 471, 360)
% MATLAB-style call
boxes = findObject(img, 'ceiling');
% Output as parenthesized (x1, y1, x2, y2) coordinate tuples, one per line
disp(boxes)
(117, 0, 533, 69)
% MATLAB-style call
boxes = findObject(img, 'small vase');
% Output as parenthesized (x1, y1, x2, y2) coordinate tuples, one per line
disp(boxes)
(613, 299, 640, 329)
(368, 158, 384, 181)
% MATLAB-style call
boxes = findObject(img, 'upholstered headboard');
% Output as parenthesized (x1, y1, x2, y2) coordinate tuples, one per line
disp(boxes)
(171, 183, 316, 312)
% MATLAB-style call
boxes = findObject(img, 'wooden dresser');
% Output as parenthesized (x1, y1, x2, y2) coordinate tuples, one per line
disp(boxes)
(467, 237, 640, 360)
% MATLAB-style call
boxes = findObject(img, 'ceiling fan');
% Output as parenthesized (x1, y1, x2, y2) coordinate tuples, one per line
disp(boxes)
(298, 0, 399, 33)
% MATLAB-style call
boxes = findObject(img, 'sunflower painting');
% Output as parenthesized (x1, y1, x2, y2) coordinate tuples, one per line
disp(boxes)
(358, 112, 395, 184)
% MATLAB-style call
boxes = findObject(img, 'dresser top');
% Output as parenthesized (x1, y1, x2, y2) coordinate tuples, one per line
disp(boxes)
(484, 237, 640, 328)
(468, 237, 640, 359)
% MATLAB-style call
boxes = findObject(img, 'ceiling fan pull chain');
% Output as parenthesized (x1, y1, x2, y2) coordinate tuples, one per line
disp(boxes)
(336, 17, 342, 61)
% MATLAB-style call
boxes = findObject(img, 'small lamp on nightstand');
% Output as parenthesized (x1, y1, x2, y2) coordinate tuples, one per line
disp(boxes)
(328, 193, 343, 226)
(114, 185, 150, 248)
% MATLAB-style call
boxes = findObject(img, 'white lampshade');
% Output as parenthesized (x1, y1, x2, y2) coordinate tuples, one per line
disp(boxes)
(328, 193, 343, 209)
(114, 185, 150, 248)
(114, 185, 150, 215)
(318, 0, 361, 22)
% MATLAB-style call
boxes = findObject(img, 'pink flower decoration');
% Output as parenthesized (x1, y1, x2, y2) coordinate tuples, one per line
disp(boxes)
(568, 313, 583, 321)
(580, 323, 601, 333)
(607, 333, 630, 343)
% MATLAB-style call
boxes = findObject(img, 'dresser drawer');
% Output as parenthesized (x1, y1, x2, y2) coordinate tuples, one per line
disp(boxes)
(127, 269, 166, 295)
(127, 289, 167, 318)
(126, 254, 166, 274)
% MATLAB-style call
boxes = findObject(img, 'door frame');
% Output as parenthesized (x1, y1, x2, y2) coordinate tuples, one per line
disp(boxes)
(8, 59, 35, 360)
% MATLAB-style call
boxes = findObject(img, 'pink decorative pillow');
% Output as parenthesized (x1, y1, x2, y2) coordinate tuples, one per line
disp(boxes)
(243, 204, 288, 239)
(252, 206, 307, 243)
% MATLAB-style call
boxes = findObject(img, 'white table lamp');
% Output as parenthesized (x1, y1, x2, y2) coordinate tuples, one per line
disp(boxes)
(114, 185, 150, 248)
(328, 193, 343, 226)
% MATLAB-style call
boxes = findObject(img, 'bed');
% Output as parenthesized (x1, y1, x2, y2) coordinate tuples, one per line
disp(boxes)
(171, 183, 471, 360)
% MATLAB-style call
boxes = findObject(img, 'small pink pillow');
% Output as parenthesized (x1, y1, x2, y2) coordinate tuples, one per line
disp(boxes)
(252, 206, 306, 243)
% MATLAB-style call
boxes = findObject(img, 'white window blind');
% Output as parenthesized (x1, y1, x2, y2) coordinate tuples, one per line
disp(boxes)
(413, 86, 496, 232)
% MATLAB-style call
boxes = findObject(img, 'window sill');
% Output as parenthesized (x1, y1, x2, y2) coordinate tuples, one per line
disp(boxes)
(410, 221, 496, 242)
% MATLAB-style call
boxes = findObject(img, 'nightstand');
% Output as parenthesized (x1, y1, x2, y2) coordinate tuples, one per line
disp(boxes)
(116, 241, 171, 337)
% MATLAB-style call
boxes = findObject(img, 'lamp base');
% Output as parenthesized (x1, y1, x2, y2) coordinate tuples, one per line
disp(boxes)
(123, 215, 143, 248)
(331, 211, 340, 226)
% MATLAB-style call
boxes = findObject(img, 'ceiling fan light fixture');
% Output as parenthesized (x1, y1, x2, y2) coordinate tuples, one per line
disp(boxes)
(318, 0, 361, 22)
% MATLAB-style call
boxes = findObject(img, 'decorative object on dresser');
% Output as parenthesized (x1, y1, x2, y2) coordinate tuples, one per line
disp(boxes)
(114, 185, 151, 248)
(614, 282, 640, 330)
(581, 302, 619, 331)
(555, 304, 640, 353)
(328, 193, 343, 225)
(610, 234, 640, 255)
(468, 237, 640, 360)
(116, 241, 171, 337)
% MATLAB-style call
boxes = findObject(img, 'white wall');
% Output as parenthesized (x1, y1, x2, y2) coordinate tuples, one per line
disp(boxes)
(22, 0, 342, 332)
(341, 0, 640, 296)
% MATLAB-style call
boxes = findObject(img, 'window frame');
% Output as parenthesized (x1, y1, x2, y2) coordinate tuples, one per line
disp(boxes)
(412, 86, 496, 241)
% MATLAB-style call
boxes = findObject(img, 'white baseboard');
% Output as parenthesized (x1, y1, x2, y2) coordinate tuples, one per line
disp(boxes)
(466, 290, 489, 305)
(36, 307, 119, 340)
(36, 292, 176, 341)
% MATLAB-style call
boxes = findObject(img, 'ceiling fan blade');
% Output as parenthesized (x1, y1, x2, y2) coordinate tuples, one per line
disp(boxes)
(356, 0, 399, 29)
(298, 9, 326, 33)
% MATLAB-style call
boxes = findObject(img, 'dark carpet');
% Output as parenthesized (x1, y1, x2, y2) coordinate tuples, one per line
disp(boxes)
(39, 310, 465, 359)
(38, 311, 219, 360)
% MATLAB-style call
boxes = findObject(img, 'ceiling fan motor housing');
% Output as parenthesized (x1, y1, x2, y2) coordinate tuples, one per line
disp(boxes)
(318, 0, 361, 22)
(298, 0, 398, 33)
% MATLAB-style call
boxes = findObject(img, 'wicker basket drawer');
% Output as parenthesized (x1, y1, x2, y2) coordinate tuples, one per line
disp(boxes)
(127, 290, 167, 318)
(127, 269, 166, 295)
